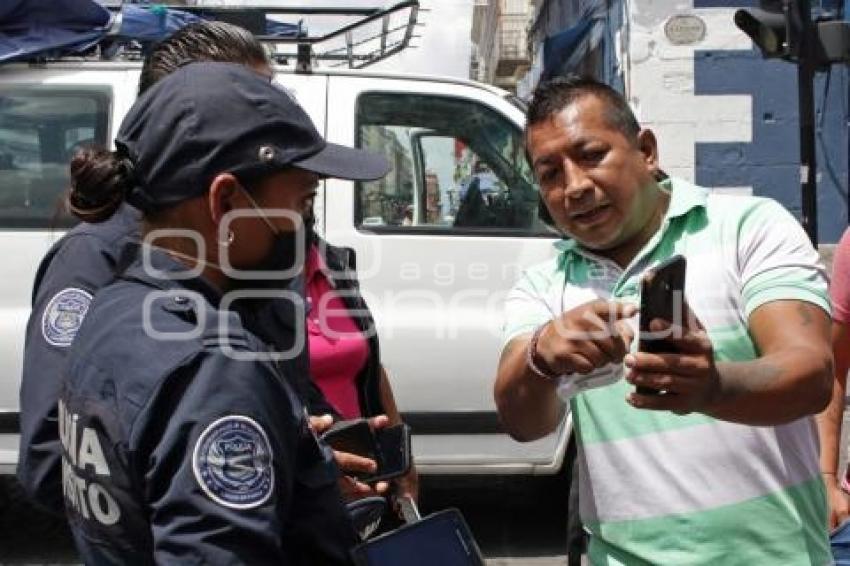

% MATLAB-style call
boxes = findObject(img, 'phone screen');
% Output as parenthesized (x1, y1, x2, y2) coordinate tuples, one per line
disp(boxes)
(321, 419, 377, 463)
(351, 509, 484, 566)
(369, 424, 411, 482)
(321, 420, 410, 482)
(638, 255, 687, 351)
(637, 255, 687, 394)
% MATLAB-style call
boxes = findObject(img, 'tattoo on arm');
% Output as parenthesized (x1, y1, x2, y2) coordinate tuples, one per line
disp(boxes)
(796, 303, 813, 327)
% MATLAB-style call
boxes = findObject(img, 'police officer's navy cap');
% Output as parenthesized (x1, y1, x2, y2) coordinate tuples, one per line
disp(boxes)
(116, 62, 389, 212)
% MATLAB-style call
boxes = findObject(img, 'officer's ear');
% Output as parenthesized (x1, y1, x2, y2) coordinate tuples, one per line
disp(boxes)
(207, 173, 241, 225)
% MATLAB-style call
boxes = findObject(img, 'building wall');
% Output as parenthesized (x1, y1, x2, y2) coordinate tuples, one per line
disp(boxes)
(627, 0, 848, 242)
(494, 0, 533, 90)
(471, 0, 501, 83)
(521, 0, 849, 242)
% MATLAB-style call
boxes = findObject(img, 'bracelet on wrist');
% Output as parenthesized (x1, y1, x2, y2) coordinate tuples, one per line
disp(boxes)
(526, 323, 560, 382)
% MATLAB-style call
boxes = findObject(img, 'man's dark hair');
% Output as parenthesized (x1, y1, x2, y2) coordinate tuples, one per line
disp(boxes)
(526, 75, 640, 143)
(138, 21, 269, 95)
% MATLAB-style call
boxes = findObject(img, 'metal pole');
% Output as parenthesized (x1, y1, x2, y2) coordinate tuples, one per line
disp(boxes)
(796, 0, 819, 245)
(799, 60, 819, 245)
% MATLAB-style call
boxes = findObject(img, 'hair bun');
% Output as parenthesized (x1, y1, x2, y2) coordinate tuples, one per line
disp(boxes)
(67, 146, 129, 223)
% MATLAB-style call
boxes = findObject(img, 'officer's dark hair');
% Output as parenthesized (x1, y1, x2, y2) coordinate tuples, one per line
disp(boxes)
(68, 21, 270, 223)
(525, 75, 640, 144)
(137, 21, 269, 95)
(525, 76, 640, 229)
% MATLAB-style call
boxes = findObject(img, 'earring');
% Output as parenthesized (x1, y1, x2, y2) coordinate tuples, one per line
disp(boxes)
(220, 230, 235, 247)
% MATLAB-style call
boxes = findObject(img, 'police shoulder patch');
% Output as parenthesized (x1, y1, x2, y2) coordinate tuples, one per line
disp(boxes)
(193, 415, 274, 510)
(41, 287, 93, 347)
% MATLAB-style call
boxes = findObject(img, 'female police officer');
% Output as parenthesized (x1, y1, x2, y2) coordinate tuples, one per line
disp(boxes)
(18, 21, 298, 513)
(57, 61, 388, 563)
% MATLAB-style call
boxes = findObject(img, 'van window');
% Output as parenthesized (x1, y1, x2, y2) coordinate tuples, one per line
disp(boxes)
(355, 92, 551, 235)
(0, 86, 111, 229)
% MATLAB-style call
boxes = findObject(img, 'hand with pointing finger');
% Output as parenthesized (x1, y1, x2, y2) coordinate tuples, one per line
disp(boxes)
(535, 300, 637, 378)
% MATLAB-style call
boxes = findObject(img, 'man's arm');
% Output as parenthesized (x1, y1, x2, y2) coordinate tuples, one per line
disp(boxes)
(627, 300, 832, 425)
(708, 300, 831, 423)
(495, 300, 636, 442)
(494, 335, 563, 442)
(816, 321, 850, 528)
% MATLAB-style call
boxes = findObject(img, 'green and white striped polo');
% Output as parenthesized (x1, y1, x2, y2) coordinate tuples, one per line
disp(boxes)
(502, 177, 831, 565)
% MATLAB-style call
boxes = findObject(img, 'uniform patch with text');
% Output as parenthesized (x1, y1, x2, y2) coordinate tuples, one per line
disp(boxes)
(42, 288, 93, 347)
(193, 416, 274, 509)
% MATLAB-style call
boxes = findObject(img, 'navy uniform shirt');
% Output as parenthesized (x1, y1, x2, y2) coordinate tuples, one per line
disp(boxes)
(18, 204, 140, 511)
(60, 244, 358, 564)
(19, 205, 335, 512)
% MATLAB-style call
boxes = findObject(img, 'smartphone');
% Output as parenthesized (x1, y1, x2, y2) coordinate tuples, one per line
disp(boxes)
(321, 420, 411, 483)
(637, 255, 688, 395)
(321, 419, 378, 468)
(350, 508, 485, 566)
(369, 423, 412, 483)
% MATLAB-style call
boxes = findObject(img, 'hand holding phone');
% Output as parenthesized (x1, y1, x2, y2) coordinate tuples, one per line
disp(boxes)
(321, 418, 412, 483)
(637, 255, 687, 395)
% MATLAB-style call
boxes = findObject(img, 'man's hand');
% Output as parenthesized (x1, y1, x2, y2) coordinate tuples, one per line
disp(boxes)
(825, 473, 850, 530)
(536, 300, 637, 376)
(495, 299, 636, 442)
(308, 414, 390, 501)
(625, 318, 720, 414)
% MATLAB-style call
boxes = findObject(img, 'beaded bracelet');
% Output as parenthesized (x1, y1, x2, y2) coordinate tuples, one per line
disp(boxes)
(526, 323, 560, 382)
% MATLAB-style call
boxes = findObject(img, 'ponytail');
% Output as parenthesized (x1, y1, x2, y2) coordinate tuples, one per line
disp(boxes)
(67, 146, 132, 223)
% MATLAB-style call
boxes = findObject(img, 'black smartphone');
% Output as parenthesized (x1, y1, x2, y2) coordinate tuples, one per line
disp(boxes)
(637, 255, 688, 395)
(321, 420, 411, 483)
(350, 508, 484, 566)
(321, 419, 378, 467)
(369, 423, 412, 483)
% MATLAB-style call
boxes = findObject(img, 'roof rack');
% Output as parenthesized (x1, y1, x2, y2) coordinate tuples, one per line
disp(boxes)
(104, 1, 423, 72)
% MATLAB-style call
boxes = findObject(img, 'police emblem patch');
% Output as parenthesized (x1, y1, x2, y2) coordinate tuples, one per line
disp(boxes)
(41, 288, 93, 347)
(193, 416, 274, 509)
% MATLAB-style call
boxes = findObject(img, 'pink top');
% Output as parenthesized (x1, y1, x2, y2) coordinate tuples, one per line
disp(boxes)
(833, 228, 850, 324)
(305, 244, 369, 419)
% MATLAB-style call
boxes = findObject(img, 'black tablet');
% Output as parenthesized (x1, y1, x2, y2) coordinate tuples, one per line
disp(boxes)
(350, 508, 484, 566)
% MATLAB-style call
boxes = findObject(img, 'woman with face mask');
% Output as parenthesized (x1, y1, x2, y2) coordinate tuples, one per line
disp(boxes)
(57, 61, 388, 564)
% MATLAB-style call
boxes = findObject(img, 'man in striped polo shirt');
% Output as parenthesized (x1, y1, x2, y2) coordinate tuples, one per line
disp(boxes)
(495, 76, 833, 564)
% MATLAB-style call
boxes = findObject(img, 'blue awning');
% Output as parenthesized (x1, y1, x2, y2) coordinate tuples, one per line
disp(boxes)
(541, 8, 605, 80)
(0, 0, 111, 63)
(116, 4, 202, 44)
(0, 0, 304, 64)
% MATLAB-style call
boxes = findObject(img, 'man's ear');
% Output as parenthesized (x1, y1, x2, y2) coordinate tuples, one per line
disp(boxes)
(207, 173, 242, 225)
(637, 128, 659, 173)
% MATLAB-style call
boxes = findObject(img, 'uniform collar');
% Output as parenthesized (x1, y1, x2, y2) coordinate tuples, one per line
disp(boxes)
(119, 242, 223, 308)
(553, 176, 707, 265)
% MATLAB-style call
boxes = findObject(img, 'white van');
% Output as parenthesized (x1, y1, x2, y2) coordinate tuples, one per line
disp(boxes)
(0, 61, 574, 479)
